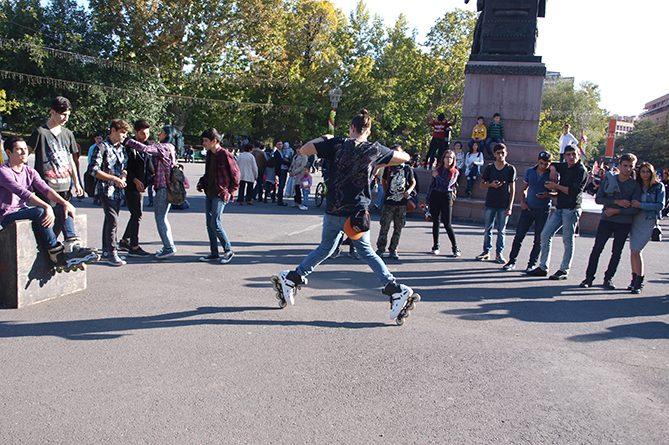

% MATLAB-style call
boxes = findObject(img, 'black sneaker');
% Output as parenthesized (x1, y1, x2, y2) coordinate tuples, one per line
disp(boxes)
(502, 262, 516, 270)
(549, 270, 568, 280)
(118, 239, 131, 252)
(127, 246, 151, 257)
(603, 279, 616, 290)
(527, 267, 547, 277)
(389, 251, 399, 260)
(220, 251, 235, 264)
(199, 254, 220, 262)
(579, 278, 593, 288)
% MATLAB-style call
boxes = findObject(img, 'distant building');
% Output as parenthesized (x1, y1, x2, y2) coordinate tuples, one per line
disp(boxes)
(639, 93, 669, 123)
(544, 71, 575, 88)
(613, 115, 636, 136)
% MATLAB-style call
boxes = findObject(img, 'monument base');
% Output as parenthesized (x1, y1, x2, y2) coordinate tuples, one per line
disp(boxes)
(0, 215, 88, 308)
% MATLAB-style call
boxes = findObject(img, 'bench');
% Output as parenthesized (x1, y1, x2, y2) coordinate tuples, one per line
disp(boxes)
(0, 214, 88, 308)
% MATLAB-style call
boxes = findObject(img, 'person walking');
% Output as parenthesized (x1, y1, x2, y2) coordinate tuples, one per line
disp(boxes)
(627, 162, 665, 293)
(425, 149, 460, 257)
(272, 109, 417, 321)
(196, 128, 240, 264)
(236, 143, 257, 205)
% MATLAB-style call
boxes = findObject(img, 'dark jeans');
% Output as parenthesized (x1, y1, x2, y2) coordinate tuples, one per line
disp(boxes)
(508, 207, 549, 267)
(277, 169, 288, 204)
(294, 182, 302, 205)
(51, 191, 76, 239)
(1, 207, 59, 248)
(426, 138, 446, 168)
(264, 181, 276, 202)
(122, 188, 142, 247)
(584, 219, 632, 281)
(253, 178, 264, 201)
(430, 190, 457, 249)
(485, 137, 503, 158)
(100, 195, 121, 254)
(238, 181, 254, 203)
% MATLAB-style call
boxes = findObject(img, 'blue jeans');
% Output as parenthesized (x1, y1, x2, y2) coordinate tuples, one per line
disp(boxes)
(302, 189, 309, 207)
(485, 137, 503, 157)
(483, 206, 509, 254)
(1, 207, 58, 248)
(296, 213, 395, 286)
(153, 188, 175, 252)
(205, 195, 232, 255)
(374, 187, 385, 208)
(52, 203, 76, 239)
(507, 207, 550, 267)
(539, 208, 581, 273)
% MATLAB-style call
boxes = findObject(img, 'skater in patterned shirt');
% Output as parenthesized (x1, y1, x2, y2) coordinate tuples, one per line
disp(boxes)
(272, 109, 419, 323)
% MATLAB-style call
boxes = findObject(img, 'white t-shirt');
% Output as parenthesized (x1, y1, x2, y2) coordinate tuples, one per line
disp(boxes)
(559, 133, 579, 154)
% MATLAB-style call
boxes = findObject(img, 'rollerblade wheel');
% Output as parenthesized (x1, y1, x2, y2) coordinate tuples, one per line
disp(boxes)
(395, 316, 405, 326)
(278, 299, 287, 309)
(411, 294, 421, 303)
(400, 309, 410, 318)
(275, 291, 282, 301)
(406, 301, 415, 311)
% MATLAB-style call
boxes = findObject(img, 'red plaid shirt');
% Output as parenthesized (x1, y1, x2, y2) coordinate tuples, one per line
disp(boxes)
(197, 147, 240, 202)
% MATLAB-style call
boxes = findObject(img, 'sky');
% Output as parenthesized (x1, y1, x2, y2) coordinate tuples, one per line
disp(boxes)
(331, 0, 668, 117)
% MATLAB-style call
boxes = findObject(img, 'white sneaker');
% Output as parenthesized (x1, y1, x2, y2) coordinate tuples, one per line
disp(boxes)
(387, 284, 413, 319)
(431, 248, 440, 255)
(299, 205, 308, 210)
(277, 270, 307, 305)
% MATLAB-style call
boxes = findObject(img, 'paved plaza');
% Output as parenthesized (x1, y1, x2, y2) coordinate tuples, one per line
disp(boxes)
(1, 162, 668, 443)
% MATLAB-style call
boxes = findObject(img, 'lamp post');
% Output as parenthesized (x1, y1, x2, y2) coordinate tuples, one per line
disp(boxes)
(328, 86, 342, 134)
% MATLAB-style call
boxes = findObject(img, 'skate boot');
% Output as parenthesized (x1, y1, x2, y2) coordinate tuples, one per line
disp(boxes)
(383, 281, 420, 326)
(61, 237, 100, 271)
(48, 243, 68, 273)
(270, 270, 307, 308)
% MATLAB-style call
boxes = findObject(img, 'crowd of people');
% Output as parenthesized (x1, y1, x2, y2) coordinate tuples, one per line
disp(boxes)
(0, 98, 667, 319)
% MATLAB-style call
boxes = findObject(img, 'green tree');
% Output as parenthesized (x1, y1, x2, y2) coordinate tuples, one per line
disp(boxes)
(539, 78, 609, 158)
(615, 119, 669, 169)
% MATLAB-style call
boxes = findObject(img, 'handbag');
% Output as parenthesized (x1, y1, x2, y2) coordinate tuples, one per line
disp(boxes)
(651, 224, 662, 242)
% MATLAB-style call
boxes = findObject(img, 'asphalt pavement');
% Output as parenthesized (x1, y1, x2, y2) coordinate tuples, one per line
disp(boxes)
(1, 162, 668, 444)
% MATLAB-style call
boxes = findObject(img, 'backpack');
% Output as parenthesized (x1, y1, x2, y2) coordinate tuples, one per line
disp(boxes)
(167, 163, 187, 205)
(84, 166, 98, 197)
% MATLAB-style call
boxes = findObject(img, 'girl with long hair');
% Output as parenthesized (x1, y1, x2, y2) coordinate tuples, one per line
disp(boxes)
(425, 149, 460, 257)
(464, 141, 484, 198)
(628, 162, 665, 293)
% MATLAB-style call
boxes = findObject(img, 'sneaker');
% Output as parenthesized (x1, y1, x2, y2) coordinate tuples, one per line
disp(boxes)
(503, 262, 516, 270)
(549, 270, 568, 280)
(155, 248, 176, 259)
(389, 251, 399, 260)
(475, 251, 490, 261)
(329, 247, 342, 259)
(451, 246, 461, 257)
(603, 279, 616, 290)
(220, 250, 235, 264)
(299, 205, 308, 210)
(348, 250, 359, 259)
(579, 278, 593, 288)
(376, 249, 385, 257)
(199, 254, 220, 262)
(431, 247, 440, 255)
(276, 270, 307, 305)
(527, 267, 548, 277)
(107, 252, 126, 266)
(495, 254, 506, 264)
(127, 246, 151, 257)
(383, 282, 413, 320)
(118, 239, 131, 252)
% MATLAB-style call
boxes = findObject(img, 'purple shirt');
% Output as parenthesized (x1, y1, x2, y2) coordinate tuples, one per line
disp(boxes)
(0, 163, 53, 225)
(125, 139, 174, 189)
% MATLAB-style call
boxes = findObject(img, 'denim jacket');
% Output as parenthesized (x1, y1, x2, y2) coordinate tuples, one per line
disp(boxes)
(638, 182, 665, 221)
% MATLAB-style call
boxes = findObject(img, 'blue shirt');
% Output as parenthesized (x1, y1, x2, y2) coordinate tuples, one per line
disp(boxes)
(524, 165, 551, 210)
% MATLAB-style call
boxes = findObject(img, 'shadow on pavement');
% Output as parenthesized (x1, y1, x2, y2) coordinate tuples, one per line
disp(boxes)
(0, 306, 387, 340)
(567, 321, 669, 342)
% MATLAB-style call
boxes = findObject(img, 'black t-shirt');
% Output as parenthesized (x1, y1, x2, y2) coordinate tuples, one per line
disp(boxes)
(482, 162, 516, 208)
(314, 137, 394, 216)
(383, 164, 414, 206)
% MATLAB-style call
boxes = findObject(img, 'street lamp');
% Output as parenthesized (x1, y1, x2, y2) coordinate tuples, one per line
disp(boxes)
(328, 86, 342, 134)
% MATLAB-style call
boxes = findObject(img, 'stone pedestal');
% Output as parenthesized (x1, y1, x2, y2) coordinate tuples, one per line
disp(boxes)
(0, 215, 88, 308)
(462, 61, 546, 146)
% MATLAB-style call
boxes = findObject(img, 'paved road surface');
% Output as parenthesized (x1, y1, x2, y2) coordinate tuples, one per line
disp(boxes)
(1, 162, 667, 443)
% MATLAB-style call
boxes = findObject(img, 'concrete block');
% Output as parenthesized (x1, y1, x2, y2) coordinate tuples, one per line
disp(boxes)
(0, 215, 88, 308)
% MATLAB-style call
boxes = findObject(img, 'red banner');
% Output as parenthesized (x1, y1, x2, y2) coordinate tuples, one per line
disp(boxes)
(605, 118, 616, 158)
